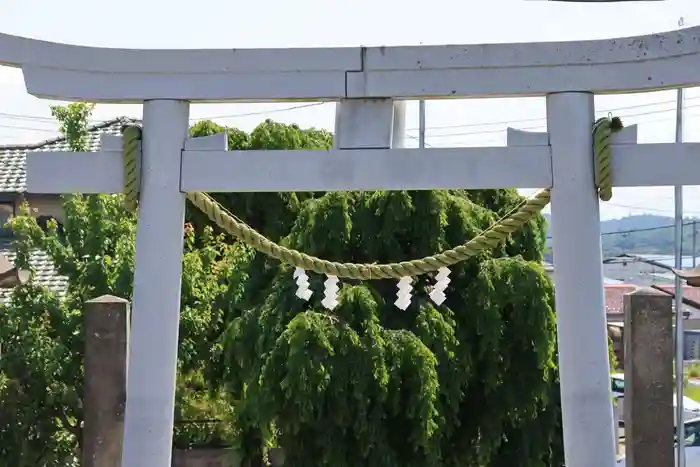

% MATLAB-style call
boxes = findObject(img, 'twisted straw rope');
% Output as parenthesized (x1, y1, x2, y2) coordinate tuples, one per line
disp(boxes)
(120, 117, 621, 280)
(122, 125, 142, 212)
(593, 116, 623, 202)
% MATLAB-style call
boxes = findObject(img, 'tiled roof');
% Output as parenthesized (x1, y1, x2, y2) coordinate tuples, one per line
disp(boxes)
(0, 117, 139, 193)
(0, 238, 68, 300)
(605, 283, 700, 313)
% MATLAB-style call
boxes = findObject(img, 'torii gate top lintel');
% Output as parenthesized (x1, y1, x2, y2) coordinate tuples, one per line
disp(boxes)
(1, 26, 699, 102)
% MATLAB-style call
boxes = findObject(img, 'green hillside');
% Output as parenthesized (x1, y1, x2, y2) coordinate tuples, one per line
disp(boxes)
(543, 214, 700, 257)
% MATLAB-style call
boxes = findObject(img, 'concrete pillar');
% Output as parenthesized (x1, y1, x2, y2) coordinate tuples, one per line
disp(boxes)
(83, 295, 130, 467)
(333, 98, 405, 150)
(623, 287, 674, 467)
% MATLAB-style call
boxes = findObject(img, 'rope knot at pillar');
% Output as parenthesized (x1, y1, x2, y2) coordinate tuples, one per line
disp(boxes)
(119, 116, 621, 280)
(593, 115, 623, 202)
(121, 124, 143, 212)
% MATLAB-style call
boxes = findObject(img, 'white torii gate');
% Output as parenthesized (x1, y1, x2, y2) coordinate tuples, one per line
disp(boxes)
(1, 26, 699, 467)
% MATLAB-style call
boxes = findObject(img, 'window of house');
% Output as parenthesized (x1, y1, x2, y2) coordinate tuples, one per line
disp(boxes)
(611, 377, 624, 394)
(679, 420, 700, 447)
(36, 215, 64, 235)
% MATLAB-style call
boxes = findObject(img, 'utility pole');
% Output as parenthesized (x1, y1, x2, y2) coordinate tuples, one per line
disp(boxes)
(693, 220, 697, 268)
(674, 83, 686, 467)
(418, 100, 426, 149)
(675, 16, 692, 467)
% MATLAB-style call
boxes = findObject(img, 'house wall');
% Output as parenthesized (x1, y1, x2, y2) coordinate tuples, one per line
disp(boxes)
(17, 194, 66, 225)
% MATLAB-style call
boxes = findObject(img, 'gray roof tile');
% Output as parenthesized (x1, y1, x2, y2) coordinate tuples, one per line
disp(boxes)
(0, 117, 139, 193)
(0, 238, 68, 300)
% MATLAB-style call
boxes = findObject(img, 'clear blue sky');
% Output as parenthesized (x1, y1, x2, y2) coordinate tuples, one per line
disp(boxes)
(0, 0, 697, 221)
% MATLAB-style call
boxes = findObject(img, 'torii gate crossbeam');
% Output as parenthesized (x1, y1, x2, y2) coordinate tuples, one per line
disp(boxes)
(3, 25, 700, 467)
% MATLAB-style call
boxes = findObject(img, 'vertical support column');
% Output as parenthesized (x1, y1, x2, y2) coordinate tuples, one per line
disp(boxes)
(121, 100, 190, 467)
(334, 98, 405, 150)
(391, 101, 406, 149)
(83, 295, 130, 467)
(623, 288, 674, 467)
(547, 92, 616, 467)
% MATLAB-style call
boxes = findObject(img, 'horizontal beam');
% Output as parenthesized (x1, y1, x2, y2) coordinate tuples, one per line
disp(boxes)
(1, 26, 698, 101)
(506, 128, 700, 187)
(30, 147, 552, 194)
(611, 142, 700, 187)
(507, 125, 639, 147)
(0, 33, 362, 73)
(27, 143, 700, 195)
(26, 134, 228, 194)
(346, 55, 700, 99)
(27, 151, 124, 193)
(100, 133, 226, 151)
(180, 147, 553, 192)
(23, 68, 350, 103)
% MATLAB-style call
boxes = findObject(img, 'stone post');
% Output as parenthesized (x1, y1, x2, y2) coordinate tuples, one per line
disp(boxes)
(83, 295, 130, 467)
(268, 447, 286, 466)
(623, 287, 674, 467)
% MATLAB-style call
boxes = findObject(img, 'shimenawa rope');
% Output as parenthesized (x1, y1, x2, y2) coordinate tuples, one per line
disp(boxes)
(120, 117, 622, 280)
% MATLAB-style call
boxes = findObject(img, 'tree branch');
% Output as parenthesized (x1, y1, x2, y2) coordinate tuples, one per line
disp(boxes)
(55, 406, 82, 443)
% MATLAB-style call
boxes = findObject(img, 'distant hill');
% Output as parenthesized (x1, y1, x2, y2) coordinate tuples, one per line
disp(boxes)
(542, 213, 700, 257)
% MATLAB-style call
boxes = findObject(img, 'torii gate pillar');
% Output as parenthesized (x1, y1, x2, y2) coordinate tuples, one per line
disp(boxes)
(547, 92, 616, 464)
(121, 100, 191, 466)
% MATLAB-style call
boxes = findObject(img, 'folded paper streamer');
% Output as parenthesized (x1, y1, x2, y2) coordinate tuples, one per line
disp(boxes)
(293, 267, 453, 310)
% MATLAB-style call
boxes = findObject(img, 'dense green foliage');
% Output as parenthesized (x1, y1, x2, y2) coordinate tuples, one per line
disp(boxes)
(186, 119, 332, 241)
(219, 190, 559, 467)
(196, 121, 561, 465)
(0, 104, 244, 465)
(0, 103, 561, 467)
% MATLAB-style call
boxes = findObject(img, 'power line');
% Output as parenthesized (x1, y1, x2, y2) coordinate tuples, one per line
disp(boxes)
(0, 112, 59, 123)
(545, 221, 700, 241)
(0, 103, 330, 127)
(0, 124, 59, 133)
(602, 223, 693, 236)
(11, 102, 688, 137)
(605, 201, 700, 217)
(406, 134, 434, 147)
(1, 93, 699, 132)
(418, 104, 700, 140)
(8, 105, 696, 139)
(405, 94, 700, 132)
(190, 102, 327, 122)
